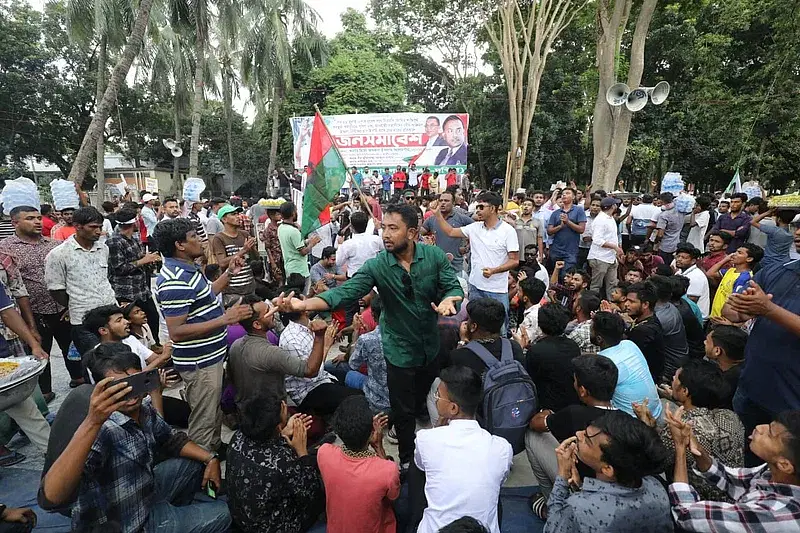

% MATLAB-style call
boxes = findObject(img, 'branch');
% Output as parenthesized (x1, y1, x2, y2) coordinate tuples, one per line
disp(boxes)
(626, 0, 658, 87)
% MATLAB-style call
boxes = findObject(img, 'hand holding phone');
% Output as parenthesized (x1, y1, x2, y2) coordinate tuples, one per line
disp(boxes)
(107, 369, 160, 401)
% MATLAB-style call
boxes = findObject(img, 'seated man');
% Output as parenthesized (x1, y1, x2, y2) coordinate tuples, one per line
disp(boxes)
(39, 342, 231, 532)
(413, 366, 513, 533)
(525, 304, 581, 412)
(346, 295, 390, 414)
(545, 411, 672, 533)
(226, 390, 323, 533)
(703, 325, 748, 409)
(667, 408, 800, 532)
(526, 354, 619, 518)
(591, 311, 662, 419)
(635, 359, 744, 501)
(228, 294, 328, 408)
(318, 396, 399, 533)
(566, 291, 601, 355)
(280, 298, 363, 415)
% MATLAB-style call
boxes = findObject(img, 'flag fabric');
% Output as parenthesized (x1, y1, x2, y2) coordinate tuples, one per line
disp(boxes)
(724, 169, 742, 195)
(301, 112, 348, 237)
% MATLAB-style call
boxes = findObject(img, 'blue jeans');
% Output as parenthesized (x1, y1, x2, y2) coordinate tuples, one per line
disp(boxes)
(468, 284, 510, 335)
(323, 361, 366, 390)
(146, 458, 231, 533)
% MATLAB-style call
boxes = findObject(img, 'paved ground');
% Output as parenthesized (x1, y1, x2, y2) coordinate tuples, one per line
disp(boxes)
(11, 340, 536, 488)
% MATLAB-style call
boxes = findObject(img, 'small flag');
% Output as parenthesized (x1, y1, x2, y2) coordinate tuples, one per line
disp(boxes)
(724, 169, 742, 194)
(301, 112, 348, 237)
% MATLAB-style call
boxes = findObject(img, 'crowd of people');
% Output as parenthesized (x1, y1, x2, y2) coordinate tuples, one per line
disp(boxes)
(0, 177, 798, 533)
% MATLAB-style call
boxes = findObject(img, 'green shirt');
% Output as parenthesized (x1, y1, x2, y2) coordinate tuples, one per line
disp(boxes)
(318, 242, 463, 368)
(278, 223, 309, 277)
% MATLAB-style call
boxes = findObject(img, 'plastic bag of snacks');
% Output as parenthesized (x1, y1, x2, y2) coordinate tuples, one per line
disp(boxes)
(767, 194, 800, 208)
(675, 193, 696, 214)
(50, 179, 80, 211)
(0, 177, 40, 215)
(182, 178, 206, 202)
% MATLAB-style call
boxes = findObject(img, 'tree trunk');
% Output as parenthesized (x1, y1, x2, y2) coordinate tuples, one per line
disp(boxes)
(267, 84, 283, 176)
(68, 0, 155, 185)
(591, 0, 658, 191)
(223, 75, 234, 195)
(95, 36, 107, 204)
(172, 100, 182, 194)
(189, 8, 206, 180)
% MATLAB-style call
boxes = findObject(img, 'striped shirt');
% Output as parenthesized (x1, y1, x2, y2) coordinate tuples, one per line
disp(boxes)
(210, 231, 255, 295)
(155, 257, 227, 370)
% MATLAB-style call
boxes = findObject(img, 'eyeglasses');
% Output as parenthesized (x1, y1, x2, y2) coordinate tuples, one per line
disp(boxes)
(401, 272, 414, 299)
(433, 389, 452, 404)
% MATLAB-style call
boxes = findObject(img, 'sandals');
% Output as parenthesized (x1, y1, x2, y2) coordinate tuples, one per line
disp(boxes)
(0, 446, 26, 467)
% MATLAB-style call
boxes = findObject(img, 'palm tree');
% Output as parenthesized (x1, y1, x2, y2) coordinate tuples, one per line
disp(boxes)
(240, 0, 326, 175)
(213, 0, 242, 193)
(187, 0, 211, 180)
(141, 9, 193, 191)
(66, 0, 134, 197)
(67, 0, 156, 185)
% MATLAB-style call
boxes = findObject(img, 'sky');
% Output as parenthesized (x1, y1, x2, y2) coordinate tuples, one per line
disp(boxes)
(307, 0, 371, 37)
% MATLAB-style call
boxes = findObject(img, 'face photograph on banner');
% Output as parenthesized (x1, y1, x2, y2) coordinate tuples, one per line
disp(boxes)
(289, 112, 470, 174)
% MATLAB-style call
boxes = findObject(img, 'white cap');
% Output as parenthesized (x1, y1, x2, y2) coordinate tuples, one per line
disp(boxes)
(142, 193, 157, 202)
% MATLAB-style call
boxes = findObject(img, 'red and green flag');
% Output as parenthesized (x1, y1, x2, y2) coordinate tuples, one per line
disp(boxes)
(301, 112, 348, 237)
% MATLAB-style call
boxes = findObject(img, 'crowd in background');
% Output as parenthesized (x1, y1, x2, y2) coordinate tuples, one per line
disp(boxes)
(0, 173, 798, 533)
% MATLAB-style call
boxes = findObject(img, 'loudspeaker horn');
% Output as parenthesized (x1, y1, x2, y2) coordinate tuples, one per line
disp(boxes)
(163, 138, 176, 150)
(606, 83, 630, 106)
(650, 81, 670, 105)
(171, 146, 183, 158)
(625, 88, 649, 112)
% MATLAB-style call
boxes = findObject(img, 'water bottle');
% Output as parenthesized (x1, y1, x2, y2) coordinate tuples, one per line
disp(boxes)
(66, 342, 82, 362)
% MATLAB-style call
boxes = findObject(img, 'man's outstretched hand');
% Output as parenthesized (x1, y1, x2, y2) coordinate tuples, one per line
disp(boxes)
(432, 296, 463, 316)
(275, 291, 307, 314)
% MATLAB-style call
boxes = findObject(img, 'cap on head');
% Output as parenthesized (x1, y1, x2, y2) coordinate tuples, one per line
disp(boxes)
(601, 197, 622, 209)
(217, 204, 243, 219)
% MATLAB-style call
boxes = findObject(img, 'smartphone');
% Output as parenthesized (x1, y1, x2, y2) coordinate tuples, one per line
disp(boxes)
(206, 480, 217, 499)
(108, 369, 160, 400)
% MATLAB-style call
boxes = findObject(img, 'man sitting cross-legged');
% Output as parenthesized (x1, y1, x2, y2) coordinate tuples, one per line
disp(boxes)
(38, 342, 231, 532)
(525, 354, 619, 519)
(667, 407, 800, 532)
(228, 294, 334, 409)
(544, 411, 672, 533)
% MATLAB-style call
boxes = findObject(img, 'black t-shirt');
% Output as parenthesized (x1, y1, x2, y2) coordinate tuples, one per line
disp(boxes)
(626, 315, 665, 384)
(674, 299, 706, 360)
(546, 404, 616, 442)
(525, 336, 582, 411)
(722, 365, 742, 409)
(449, 338, 525, 377)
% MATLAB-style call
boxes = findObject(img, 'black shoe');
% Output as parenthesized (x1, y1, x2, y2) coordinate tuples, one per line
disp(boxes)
(43, 392, 56, 404)
(0, 446, 25, 467)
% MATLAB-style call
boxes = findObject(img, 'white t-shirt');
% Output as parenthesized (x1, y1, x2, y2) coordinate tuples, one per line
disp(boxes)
(336, 232, 384, 277)
(686, 210, 710, 252)
(588, 211, 619, 264)
(461, 220, 519, 293)
(629, 203, 660, 236)
(534, 263, 550, 288)
(677, 264, 711, 318)
(123, 335, 155, 368)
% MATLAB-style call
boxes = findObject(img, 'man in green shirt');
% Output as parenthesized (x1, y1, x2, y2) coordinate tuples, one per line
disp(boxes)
(277, 203, 463, 468)
(277, 202, 321, 294)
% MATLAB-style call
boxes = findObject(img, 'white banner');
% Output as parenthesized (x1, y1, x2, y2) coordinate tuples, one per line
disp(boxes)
(290, 112, 470, 174)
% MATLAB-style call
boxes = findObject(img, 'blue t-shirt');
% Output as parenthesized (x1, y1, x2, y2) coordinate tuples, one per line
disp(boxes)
(548, 205, 587, 260)
(738, 259, 800, 413)
(760, 224, 793, 266)
(599, 340, 662, 419)
(382, 173, 392, 190)
(0, 282, 14, 358)
(352, 172, 363, 187)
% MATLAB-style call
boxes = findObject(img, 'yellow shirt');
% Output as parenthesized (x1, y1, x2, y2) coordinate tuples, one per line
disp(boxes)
(505, 201, 520, 212)
(710, 268, 750, 317)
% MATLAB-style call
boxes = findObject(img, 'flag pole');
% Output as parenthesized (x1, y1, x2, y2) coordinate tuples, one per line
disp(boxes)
(312, 105, 374, 220)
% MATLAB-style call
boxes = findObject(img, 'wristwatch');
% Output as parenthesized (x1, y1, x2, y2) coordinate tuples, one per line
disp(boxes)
(204, 452, 220, 465)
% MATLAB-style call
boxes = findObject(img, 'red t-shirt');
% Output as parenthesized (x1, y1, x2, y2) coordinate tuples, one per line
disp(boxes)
(317, 444, 400, 533)
(41, 216, 56, 237)
(420, 173, 430, 189)
(52, 225, 76, 241)
(446, 172, 458, 187)
(392, 172, 406, 190)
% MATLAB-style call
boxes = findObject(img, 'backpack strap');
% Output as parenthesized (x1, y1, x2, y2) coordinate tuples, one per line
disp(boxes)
(465, 340, 512, 368)
(498, 338, 513, 363)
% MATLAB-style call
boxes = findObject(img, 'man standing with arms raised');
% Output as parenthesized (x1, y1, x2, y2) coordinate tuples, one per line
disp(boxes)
(276, 204, 463, 474)
(421, 189, 474, 276)
(434, 191, 519, 332)
(547, 187, 587, 277)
